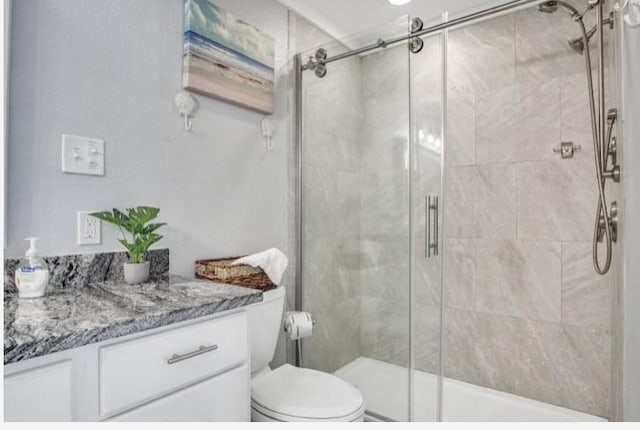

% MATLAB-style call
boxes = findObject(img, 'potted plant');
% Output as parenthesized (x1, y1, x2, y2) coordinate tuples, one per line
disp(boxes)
(91, 206, 166, 285)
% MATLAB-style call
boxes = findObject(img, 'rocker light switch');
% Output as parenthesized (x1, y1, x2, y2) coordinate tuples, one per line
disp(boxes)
(61, 134, 105, 176)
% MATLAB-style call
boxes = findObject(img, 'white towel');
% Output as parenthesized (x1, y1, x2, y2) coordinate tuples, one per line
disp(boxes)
(232, 248, 289, 286)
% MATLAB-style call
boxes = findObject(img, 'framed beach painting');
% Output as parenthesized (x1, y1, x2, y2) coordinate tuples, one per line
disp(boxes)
(182, 0, 275, 114)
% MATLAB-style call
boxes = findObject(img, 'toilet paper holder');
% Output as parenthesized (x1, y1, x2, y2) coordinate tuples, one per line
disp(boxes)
(283, 311, 316, 337)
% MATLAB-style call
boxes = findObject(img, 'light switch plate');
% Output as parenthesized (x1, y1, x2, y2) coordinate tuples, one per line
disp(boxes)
(61, 134, 105, 176)
(77, 211, 101, 245)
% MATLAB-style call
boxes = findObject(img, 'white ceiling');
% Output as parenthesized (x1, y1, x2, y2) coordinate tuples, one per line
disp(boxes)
(277, 0, 511, 43)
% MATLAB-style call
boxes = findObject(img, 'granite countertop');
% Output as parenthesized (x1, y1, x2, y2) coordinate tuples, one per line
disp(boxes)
(4, 275, 263, 365)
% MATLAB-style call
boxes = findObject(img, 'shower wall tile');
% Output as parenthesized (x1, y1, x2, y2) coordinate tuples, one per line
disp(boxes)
(446, 88, 476, 167)
(476, 78, 561, 165)
(561, 71, 595, 154)
(303, 165, 361, 239)
(303, 235, 360, 304)
(515, 7, 586, 83)
(443, 239, 475, 310)
(362, 44, 409, 99)
(361, 91, 410, 174)
(360, 236, 409, 303)
(413, 227, 442, 307)
(447, 14, 516, 97)
(444, 165, 516, 239)
(414, 303, 441, 375)
(445, 167, 481, 238)
(361, 169, 409, 236)
(303, 60, 363, 173)
(476, 239, 562, 322)
(440, 5, 613, 417)
(444, 308, 609, 417)
(561, 242, 612, 331)
(303, 296, 361, 373)
(517, 158, 596, 241)
(360, 295, 410, 368)
(293, 12, 364, 371)
(475, 164, 517, 239)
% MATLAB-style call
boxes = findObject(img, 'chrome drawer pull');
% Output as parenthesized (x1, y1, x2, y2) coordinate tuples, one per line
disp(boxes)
(167, 344, 218, 365)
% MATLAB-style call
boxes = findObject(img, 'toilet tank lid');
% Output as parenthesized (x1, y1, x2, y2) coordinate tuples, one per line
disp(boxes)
(251, 364, 364, 420)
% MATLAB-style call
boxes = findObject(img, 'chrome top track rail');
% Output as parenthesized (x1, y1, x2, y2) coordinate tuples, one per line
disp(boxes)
(299, 0, 539, 71)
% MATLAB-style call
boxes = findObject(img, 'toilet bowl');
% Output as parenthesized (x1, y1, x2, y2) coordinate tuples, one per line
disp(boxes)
(246, 287, 365, 422)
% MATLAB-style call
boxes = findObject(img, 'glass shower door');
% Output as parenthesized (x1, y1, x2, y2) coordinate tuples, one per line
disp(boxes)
(296, 16, 420, 421)
(409, 25, 445, 422)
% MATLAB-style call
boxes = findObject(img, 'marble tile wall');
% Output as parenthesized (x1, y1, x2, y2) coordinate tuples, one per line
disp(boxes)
(293, 13, 365, 373)
(441, 1, 616, 417)
(359, 44, 412, 369)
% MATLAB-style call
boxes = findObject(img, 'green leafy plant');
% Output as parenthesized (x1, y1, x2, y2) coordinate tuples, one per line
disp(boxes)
(91, 206, 166, 264)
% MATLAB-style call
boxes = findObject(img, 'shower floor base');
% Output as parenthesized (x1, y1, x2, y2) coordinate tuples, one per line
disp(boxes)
(334, 357, 606, 422)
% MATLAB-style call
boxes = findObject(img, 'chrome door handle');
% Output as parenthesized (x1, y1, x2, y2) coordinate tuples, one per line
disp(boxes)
(426, 195, 431, 258)
(426, 195, 439, 258)
(167, 344, 218, 365)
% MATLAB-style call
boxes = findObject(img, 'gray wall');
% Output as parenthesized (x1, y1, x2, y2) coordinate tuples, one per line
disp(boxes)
(622, 18, 640, 422)
(6, 0, 290, 289)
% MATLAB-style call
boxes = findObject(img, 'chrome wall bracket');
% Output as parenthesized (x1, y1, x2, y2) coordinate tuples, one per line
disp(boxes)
(305, 48, 328, 78)
(553, 141, 581, 158)
(603, 136, 621, 182)
(597, 201, 618, 243)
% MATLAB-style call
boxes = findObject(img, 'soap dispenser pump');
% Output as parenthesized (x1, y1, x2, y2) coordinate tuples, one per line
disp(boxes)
(15, 237, 49, 298)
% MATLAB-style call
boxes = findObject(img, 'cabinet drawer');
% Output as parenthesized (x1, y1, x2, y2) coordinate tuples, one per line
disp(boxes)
(108, 364, 250, 422)
(99, 312, 247, 418)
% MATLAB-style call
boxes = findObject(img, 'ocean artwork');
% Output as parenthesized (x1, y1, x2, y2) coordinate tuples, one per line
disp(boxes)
(183, 0, 275, 114)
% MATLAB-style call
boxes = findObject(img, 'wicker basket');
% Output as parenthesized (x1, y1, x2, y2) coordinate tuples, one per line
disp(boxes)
(195, 256, 276, 291)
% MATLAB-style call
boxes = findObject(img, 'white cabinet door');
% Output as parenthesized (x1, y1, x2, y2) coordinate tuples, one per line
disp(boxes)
(108, 364, 250, 422)
(4, 360, 74, 422)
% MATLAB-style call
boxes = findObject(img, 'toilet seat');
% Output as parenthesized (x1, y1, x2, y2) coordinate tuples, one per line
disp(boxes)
(251, 364, 365, 422)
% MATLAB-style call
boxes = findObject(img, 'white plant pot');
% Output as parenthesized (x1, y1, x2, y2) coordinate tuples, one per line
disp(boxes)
(123, 261, 150, 285)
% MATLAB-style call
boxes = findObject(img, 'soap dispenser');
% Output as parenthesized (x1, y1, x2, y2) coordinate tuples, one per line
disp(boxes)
(15, 237, 49, 298)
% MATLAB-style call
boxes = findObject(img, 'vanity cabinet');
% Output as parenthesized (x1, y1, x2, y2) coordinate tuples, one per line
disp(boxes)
(4, 311, 250, 422)
(4, 360, 74, 421)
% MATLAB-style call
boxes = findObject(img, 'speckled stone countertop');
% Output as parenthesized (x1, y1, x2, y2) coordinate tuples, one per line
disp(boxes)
(4, 276, 263, 365)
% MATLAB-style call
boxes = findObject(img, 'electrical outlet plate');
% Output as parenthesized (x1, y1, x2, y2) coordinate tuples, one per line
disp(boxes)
(77, 211, 101, 245)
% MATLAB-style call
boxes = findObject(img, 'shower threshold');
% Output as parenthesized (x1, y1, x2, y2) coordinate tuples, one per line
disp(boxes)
(334, 357, 606, 422)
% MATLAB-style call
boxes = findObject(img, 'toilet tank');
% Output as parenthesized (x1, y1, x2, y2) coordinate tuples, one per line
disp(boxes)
(247, 286, 285, 374)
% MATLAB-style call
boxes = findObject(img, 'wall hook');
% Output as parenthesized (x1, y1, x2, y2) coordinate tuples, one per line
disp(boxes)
(175, 90, 198, 131)
(261, 118, 275, 153)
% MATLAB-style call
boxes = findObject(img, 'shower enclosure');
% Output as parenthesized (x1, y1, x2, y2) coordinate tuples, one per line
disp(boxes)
(293, 0, 621, 421)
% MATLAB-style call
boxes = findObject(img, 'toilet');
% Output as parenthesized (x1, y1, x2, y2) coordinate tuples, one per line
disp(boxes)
(246, 286, 365, 422)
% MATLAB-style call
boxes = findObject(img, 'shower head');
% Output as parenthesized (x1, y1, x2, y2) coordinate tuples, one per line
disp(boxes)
(537, 1, 558, 13)
(568, 25, 597, 54)
(568, 37, 585, 53)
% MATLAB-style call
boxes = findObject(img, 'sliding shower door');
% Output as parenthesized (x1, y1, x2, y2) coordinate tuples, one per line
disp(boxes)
(295, 15, 433, 421)
(408, 28, 445, 422)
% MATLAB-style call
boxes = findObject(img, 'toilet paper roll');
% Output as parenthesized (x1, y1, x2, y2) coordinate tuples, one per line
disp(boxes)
(284, 311, 313, 340)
